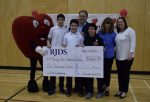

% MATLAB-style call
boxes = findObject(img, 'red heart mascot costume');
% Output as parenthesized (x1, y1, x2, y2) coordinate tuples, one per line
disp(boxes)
(12, 11, 53, 92)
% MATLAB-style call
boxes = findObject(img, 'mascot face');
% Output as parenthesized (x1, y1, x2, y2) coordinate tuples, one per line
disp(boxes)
(12, 13, 53, 58)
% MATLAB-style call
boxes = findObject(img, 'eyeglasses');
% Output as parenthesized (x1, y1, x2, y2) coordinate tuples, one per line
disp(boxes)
(79, 15, 87, 18)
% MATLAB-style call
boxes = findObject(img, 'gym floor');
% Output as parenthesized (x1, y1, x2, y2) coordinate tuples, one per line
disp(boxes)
(0, 69, 150, 102)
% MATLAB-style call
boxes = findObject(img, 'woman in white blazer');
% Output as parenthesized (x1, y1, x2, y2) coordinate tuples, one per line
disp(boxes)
(115, 17, 136, 99)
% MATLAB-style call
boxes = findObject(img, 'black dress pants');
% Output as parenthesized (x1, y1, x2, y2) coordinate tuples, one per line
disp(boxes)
(116, 58, 134, 92)
(66, 77, 72, 92)
(103, 57, 114, 87)
(49, 76, 64, 90)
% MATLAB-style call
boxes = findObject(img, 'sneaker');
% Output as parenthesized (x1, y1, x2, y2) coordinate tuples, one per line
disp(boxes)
(104, 87, 110, 96)
(114, 91, 121, 97)
(96, 93, 103, 98)
(66, 91, 72, 97)
(48, 90, 55, 95)
(120, 92, 127, 99)
(85, 93, 93, 99)
(79, 91, 84, 97)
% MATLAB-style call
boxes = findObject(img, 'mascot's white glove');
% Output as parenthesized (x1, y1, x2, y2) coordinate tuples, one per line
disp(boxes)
(35, 46, 47, 56)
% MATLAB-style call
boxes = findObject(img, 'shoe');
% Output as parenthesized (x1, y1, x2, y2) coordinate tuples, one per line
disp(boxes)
(66, 91, 72, 97)
(27, 80, 39, 93)
(85, 93, 93, 99)
(104, 86, 109, 96)
(120, 92, 127, 99)
(79, 91, 84, 97)
(105, 90, 110, 96)
(59, 88, 66, 94)
(96, 93, 103, 98)
(48, 90, 55, 95)
(114, 91, 121, 97)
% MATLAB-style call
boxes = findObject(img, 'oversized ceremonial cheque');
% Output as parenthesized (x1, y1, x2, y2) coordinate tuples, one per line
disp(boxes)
(43, 46, 103, 78)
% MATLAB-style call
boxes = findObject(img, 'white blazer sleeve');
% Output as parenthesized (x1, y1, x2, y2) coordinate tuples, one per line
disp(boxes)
(129, 28, 136, 52)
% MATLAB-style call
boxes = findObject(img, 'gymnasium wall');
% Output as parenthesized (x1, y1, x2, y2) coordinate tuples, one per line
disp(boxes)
(0, 0, 150, 71)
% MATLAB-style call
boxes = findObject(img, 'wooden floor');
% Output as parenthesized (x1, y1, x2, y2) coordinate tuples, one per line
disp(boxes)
(0, 69, 150, 102)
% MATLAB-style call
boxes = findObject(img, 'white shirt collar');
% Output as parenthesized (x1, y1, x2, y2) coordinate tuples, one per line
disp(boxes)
(69, 31, 79, 35)
(56, 25, 65, 29)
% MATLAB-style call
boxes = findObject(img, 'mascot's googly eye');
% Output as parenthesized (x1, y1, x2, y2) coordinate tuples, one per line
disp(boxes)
(44, 19, 50, 26)
(33, 20, 39, 28)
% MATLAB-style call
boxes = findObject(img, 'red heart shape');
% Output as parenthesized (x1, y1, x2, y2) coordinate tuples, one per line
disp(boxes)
(12, 14, 53, 59)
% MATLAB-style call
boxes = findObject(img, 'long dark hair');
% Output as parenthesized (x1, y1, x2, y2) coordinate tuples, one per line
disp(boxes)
(100, 17, 114, 34)
(116, 17, 128, 33)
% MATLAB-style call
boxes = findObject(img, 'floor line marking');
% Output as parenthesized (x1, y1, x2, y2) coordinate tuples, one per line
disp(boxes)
(4, 75, 42, 102)
(144, 80, 150, 90)
(129, 83, 138, 102)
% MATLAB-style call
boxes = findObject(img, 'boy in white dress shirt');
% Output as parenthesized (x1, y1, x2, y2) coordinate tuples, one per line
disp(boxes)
(47, 14, 68, 95)
(63, 19, 84, 97)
